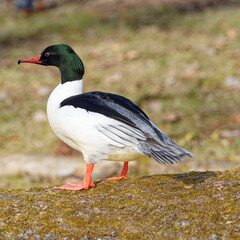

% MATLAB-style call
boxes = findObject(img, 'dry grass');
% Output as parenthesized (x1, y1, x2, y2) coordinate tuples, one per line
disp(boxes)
(0, 1, 239, 165)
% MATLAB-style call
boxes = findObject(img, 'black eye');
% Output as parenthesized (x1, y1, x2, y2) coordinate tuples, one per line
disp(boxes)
(45, 52, 50, 57)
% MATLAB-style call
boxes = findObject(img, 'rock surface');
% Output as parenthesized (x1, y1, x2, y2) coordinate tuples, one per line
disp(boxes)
(0, 168, 239, 239)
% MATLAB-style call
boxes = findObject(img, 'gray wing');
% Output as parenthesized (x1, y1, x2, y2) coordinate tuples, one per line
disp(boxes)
(138, 120, 196, 164)
(62, 91, 196, 164)
(96, 120, 196, 165)
(96, 123, 147, 148)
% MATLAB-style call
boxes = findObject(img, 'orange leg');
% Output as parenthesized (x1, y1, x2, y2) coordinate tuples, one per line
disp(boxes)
(55, 163, 94, 191)
(98, 161, 128, 182)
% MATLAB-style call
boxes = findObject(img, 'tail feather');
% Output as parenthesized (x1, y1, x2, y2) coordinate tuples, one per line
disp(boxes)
(139, 137, 196, 165)
(144, 122, 196, 163)
(150, 149, 194, 165)
(150, 151, 166, 164)
(155, 151, 176, 164)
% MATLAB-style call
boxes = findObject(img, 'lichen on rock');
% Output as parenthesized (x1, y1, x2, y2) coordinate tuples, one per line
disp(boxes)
(0, 168, 239, 239)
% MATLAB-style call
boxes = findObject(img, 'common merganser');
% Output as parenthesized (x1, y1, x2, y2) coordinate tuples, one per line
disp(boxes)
(18, 44, 196, 191)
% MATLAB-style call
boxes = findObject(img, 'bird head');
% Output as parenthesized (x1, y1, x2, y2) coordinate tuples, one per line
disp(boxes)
(18, 44, 85, 83)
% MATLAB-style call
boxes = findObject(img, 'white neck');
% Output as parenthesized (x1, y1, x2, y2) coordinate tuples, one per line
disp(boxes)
(56, 79, 83, 101)
(47, 79, 83, 118)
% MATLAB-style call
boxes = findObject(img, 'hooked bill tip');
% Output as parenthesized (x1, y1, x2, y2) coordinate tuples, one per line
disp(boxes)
(18, 60, 22, 65)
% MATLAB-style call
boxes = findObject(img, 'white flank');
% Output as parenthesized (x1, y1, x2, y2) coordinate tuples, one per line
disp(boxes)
(47, 80, 144, 164)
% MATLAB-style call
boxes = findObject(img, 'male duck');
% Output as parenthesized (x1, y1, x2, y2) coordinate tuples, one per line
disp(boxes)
(18, 44, 196, 190)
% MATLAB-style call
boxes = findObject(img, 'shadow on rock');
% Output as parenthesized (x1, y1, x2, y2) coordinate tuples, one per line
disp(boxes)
(163, 171, 217, 184)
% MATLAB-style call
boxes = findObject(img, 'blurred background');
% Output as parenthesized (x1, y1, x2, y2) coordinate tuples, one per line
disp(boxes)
(0, 0, 239, 189)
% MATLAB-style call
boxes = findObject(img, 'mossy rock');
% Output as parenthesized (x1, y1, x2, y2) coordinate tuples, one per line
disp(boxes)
(0, 168, 239, 239)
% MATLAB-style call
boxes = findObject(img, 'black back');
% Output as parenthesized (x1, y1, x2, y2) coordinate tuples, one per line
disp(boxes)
(60, 91, 150, 129)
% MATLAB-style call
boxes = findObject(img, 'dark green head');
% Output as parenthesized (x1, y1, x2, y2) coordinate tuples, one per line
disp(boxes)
(18, 44, 85, 84)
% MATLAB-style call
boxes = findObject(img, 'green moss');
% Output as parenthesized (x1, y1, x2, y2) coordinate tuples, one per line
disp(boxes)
(0, 168, 239, 239)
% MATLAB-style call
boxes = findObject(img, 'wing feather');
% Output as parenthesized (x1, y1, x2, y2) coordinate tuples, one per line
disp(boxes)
(95, 125, 126, 147)
(96, 122, 147, 148)
(60, 91, 196, 163)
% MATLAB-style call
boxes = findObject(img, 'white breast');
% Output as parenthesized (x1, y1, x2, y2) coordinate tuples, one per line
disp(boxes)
(47, 80, 83, 131)
(47, 80, 86, 153)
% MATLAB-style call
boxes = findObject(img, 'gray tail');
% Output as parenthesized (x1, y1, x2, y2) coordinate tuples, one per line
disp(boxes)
(149, 148, 196, 165)
(140, 137, 196, 165)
